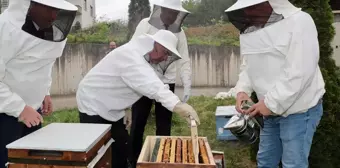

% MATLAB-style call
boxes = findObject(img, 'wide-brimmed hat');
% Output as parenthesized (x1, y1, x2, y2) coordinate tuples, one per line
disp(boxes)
(145, 30, 182, 58)
(225, 0, 267, 12)
(32, 0, 78, 11)
(153, 0, 190, 13)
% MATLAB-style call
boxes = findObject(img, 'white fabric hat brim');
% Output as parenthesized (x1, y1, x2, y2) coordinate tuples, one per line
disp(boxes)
(145, 34, 182, 59)
(32, 0, 78, 11)
(225, 0, 268, 12)
(153, 2, 190, 13)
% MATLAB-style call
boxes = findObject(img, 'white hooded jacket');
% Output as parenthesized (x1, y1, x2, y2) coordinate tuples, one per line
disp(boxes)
(0, 0, 76, 117)
(228, 0, 325, 117)
(132, 18, 191, 90)
(76, 34, 181, 122)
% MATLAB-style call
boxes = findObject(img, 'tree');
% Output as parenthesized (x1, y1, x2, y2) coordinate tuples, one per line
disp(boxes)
(126, 0, 151, 40)
(249, 0, 340, 167)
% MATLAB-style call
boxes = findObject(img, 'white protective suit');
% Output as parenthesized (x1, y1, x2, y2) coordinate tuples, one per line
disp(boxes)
(0, 0, 77, 117)
(76, 31, 184, 122)
(131, 0, 192, 101)
(226, 0, 325, 117)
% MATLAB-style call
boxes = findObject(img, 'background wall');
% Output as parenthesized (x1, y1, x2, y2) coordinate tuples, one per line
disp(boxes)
(50, 44, 242, 95)
(332, 20, 340, 66)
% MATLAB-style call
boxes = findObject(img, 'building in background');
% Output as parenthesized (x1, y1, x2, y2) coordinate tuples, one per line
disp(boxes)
(67, 0, 96, 29)
(0, 0, 8, 13)
(0, 0, 96, 29)
(331, 0, 340, 66)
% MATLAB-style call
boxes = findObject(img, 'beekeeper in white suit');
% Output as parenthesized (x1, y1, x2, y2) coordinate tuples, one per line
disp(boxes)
(128, 0, 192, 166)
(0, 0, 77, 167)
(76, 29, 200, 168)
(225, 0, 325, 167)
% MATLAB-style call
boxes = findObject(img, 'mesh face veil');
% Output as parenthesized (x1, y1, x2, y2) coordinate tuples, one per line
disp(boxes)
(145, 46, 181, 75)
(226, 2, 284, 34)
(155, 52, 180, 75)
(22, 1, 77, 42)
(148, 5, 189, 33)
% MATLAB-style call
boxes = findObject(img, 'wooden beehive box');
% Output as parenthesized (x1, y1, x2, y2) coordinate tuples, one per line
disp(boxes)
(137, 136, 216, 168)
(6, 123, 113, 168)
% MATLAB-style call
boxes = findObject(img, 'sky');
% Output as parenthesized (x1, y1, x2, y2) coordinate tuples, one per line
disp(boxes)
(95, 0, 159, 21)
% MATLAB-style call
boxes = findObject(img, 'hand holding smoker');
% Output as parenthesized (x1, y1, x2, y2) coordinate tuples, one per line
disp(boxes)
(223, 100, 264, 144)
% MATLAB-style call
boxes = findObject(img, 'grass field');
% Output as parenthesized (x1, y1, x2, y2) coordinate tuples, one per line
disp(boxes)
(43, 96, 256, 168)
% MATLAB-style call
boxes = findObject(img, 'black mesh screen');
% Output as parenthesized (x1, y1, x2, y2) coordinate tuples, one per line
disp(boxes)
(226, 2, 284, 34)
(22, 1, 76, 42)
(148, 5, 188, 33)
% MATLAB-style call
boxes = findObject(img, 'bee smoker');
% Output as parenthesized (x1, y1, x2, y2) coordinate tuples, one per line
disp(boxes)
(223, 100, 264, 144)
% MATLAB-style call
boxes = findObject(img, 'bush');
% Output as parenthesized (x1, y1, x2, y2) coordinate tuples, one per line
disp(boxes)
(66, 16, 240, 46)
(67, 20, 128, 45)
(184, 23, 240, 46)
(249, 0, 340, 167)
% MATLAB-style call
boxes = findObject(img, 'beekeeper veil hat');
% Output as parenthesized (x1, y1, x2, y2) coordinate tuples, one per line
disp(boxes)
(149, 0, 190, 33)
(225, 0, 301, 34)
(142, 30, 182, 74)
(3, 0, 77, 42)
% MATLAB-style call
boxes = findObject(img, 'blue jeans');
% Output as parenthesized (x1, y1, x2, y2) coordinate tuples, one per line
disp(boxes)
(257, 101, 323, 168)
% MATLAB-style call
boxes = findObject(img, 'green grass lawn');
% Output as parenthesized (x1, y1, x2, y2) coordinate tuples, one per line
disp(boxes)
(43, 96, 256, 168)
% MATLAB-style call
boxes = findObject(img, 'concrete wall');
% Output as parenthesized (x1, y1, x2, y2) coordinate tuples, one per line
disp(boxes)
(50, 44, 107, 95)
(333, 22, 340, 66)
(176, 45, 241, 87)
(335, 13, 340, 22)
(333, 13, 340, 66)
(50, 44, 241, 95)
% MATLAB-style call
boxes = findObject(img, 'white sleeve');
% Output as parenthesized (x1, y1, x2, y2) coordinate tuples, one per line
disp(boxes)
(131, 18, 149, 40)
(234, 57, 253, 97)
(46, 60, 55, 96)
(121, 62, 181, 111)
(264, 15, 319, 115)
(176, 31, 191, 89)
(0, 28, 26, 117)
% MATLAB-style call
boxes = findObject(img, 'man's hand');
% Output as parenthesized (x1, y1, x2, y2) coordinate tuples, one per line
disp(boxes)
(236, 92, 252, 113)
(173, 102, 200, 125)
(19, 106, 44, 128)
(245, 100, 272, 117)
(42, 95, 53, 116)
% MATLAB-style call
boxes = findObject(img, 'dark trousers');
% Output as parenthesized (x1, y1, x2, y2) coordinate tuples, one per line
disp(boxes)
(79, 112, 129, 168)
(128, 83, 175, 167)
(0, 109, 42, 168)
